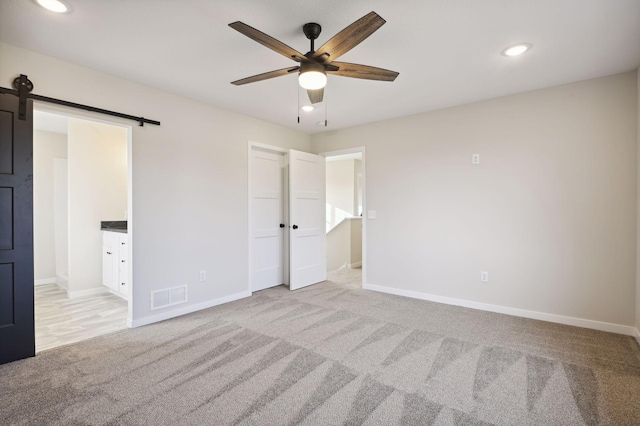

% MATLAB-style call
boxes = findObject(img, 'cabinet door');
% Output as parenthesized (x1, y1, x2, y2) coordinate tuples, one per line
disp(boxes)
(117, 235, 129, 297)
(102, 232, 119, 291)
(102, 246, 117, 290)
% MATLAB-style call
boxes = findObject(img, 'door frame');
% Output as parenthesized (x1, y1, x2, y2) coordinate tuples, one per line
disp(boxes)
(33, 104, 135, 325)
(247, 141, 289, 292)
(318, 146, 366, 287)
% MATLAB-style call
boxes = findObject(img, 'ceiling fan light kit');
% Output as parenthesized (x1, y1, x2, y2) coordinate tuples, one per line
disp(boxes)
(298, 62, 327, 90)
(229, 11, 399, 112)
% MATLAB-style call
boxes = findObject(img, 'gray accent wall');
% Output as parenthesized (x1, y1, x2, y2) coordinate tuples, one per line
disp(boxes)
(312, 72, 638, 329)
(0, 42, 311, 325)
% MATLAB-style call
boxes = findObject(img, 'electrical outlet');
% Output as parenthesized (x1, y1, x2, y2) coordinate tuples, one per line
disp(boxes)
(472, 154, 480, 165)
(199, 270, 206, 282)
(480, 271, 489, 283)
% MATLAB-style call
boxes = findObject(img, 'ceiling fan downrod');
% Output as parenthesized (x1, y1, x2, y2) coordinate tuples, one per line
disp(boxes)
(302, 23, 321, 54)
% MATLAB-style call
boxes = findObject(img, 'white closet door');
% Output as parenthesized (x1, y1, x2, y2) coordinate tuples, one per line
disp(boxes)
(289, 149, 326, 290)
(250, 149, 284, 291)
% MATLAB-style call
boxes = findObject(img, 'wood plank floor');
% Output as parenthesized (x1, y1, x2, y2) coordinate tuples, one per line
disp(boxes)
(35, 284, 128, 353)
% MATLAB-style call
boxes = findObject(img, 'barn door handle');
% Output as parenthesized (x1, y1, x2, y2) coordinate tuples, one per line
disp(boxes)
(292, 225, 298, 229)
(280, 223, 285, 228)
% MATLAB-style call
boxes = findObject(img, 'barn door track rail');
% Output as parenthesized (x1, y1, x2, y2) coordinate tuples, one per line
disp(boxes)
(0, 74, 160, 127)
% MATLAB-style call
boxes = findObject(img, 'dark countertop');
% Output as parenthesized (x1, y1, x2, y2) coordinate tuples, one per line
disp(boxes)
(101, 221, 127, 233)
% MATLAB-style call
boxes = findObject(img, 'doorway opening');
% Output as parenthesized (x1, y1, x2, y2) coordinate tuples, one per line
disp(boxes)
(321, 148, 366, 288)
(33, 108, 132, 352)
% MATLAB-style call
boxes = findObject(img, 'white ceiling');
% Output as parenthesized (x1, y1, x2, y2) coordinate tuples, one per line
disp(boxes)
(1, 0, 639, 135)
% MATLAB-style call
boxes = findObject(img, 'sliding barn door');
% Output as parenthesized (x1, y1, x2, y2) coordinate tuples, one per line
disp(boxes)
(0, 93, 35, 365)
(289, 149, 326, 290)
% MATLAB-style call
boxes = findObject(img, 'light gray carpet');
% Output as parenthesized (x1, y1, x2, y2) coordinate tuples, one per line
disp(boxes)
(2, 269, 640, 425)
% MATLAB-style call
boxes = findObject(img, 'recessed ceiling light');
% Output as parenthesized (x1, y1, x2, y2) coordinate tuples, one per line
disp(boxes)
(301, 105, 314, 112)
(503, 44, 531, 57)
(36, 0, 69, 13)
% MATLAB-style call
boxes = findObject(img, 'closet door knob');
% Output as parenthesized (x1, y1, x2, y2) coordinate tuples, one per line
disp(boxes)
(279, 223, 285, 228)
(292, 224, 298, 230)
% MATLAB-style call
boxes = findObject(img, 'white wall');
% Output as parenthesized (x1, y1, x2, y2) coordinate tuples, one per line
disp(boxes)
(67, 118, 127, 295)
(326, 160, 356, 231)
(326, 218, 362, 271)
(53, 157, 68, 287)
(33, 130, 67, 283)
(312, 72, 638, 329)
(637, 67, 640, 335)
(326, 220, 351, 271)
(0, 43, 311, 325)
(350, 218, 362, 267)
(354, 159, 363, 216)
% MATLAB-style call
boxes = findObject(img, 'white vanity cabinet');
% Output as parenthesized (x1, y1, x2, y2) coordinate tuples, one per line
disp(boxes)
(102, 231, 129, 300)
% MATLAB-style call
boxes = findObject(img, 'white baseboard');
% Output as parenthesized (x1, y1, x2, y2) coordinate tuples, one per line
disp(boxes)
(363, 283, 638, 337)
(348, 262, 362, 269)
(56, 274, 68, 289)
(108, 289, 128, 301)
(67, 287, 109, 299)
(128, 290, 251, 328)
(35, 277, 56, 286)
(634, 327, 640, 346)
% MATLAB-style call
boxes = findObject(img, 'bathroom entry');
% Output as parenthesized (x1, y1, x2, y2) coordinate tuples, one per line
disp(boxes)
(33, 110, 130, 352)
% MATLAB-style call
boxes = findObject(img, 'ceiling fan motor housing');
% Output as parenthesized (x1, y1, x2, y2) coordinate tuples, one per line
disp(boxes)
(300, 61, 324, 74)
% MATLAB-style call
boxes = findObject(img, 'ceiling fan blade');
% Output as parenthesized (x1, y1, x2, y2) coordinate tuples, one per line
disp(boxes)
(312, 12, 386, 63)
(231, 66, 300, 85)
(307, 88, 324, 104)
(328, 62, 399, 81)
(229, 21, 307, 62)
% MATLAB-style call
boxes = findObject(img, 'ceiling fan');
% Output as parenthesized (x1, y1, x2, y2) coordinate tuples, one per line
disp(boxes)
(229, 11, 399, 105)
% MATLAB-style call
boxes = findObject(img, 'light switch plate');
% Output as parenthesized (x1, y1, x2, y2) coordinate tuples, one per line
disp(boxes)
(472, 154, 480, 165)
(367, 210, 377, 220)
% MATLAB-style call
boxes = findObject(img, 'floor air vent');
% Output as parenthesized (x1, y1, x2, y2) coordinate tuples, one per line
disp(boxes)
(151, 285, 188, 310)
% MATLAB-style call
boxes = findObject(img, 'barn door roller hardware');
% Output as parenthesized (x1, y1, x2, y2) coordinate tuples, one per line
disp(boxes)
(0, 74, 160, 127)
